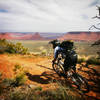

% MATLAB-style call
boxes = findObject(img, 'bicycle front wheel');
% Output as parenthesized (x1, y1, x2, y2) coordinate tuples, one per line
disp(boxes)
(71, 73, 89, 93)
(52, 60, 65, 77)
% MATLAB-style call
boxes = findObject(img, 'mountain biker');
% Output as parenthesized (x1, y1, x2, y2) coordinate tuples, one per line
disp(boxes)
(49, 39, 77, 73)
(49, 39, 63, 64)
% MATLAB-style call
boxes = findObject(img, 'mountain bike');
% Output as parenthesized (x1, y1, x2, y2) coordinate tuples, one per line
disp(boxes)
(52, 53, 89, 93)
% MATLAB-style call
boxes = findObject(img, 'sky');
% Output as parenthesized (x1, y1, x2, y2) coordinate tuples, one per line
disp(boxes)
(0, 0, 100, 32)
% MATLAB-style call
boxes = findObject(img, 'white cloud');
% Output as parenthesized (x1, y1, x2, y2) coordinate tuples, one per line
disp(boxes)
(0, 0, 100, 32)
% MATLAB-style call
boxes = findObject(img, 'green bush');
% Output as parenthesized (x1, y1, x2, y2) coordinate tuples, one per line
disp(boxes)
(13, 64, 22, 72)
(2, 73, 27, 87)
(9, 88, 41, 100)
(0, 72, 2, 80)
(0, 72, 3, 95)
(40, 90, 81, 100)
(86, 57, 100, 65)
(0, 79, 83, 100)
(2, 78, 16, 87)
(34, 86, 42, 91)
(2, 64, 27, 87)
(77, 58, 86, 64)
(15, 73, 27, 86)
(13, 64, 27, 87)
(39, 81, 82, 100)
(8, 85, 82, 100)
(9, 89, 27, 100)
(0, 39, 28, 54)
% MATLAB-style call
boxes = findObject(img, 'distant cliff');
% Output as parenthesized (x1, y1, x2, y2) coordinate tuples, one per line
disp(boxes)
(0, 32, 45, 40)
(58, 32, 100, 41)
(0, 32, 100, 41)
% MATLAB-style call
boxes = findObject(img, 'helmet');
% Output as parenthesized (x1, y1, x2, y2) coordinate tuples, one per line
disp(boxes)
(49, 39, 60, 49)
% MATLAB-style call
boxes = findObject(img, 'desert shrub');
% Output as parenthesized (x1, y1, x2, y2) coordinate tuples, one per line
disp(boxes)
(13, 64, 22, 72)
(0, 72, 2, 80)
(2, 74, 27, 87)
(1, 79, 83, 100)
(0, 39, 7, 53)
(34, 86, 42, 91)
(91, 40, 100, 58)
(39, 80, 82, 100)
(0, 39, 28, 54)
(9, 88, 42, 100)
(5, 42, 16, 53)
(0, 84, 3, 95)
(40, 90, 81, 100)
(0, 72, 3, 95)
(77, 58, 86, 64)
(40, 52, 46, 56)
(2, 64, 27, 87)
(86, 57, 100, 65)
(13, 64, 26, 76)
(14, 73, 27, 86)
(2, 78, 15, 87)
(2, 73, 27, 87)
(8, 84, 82, 100)
(13, 64, 27, 87)
(9, 89, 27, 100)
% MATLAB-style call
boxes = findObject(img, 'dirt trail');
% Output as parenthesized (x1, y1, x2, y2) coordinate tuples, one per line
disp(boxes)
(0, 54, 57, 88)
(0, 54, 100, 100)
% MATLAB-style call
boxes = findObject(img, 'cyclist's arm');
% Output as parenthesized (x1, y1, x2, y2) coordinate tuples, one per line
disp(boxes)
(54, 46, 61, 59)
(52, 46, 60, 63)
(53, 46, 63, 63)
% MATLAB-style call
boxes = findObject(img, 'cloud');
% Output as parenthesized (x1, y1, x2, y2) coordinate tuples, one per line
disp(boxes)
(89, 0, 100, 7)
(0, 0, 99, 32)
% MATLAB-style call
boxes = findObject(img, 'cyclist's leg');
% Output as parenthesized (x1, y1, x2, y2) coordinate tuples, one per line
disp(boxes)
(63, 57, 77, 72)
(70, 55, 77, 72)
(63, 58, 70, 72)
(72, 65, 76, 72)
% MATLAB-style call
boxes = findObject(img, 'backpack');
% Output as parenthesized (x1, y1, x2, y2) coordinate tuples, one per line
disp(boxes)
(60, 40, 73, 50)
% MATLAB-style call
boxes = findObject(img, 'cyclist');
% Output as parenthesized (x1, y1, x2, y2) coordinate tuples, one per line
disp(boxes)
(49, 39, 77, 73)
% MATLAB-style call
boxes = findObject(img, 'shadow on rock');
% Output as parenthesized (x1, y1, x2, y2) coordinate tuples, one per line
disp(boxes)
(78, 64, 100, 100)
(26, 71, 59, 84)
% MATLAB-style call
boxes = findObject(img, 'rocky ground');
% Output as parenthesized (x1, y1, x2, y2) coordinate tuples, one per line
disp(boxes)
(0, 54, 100, 100)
